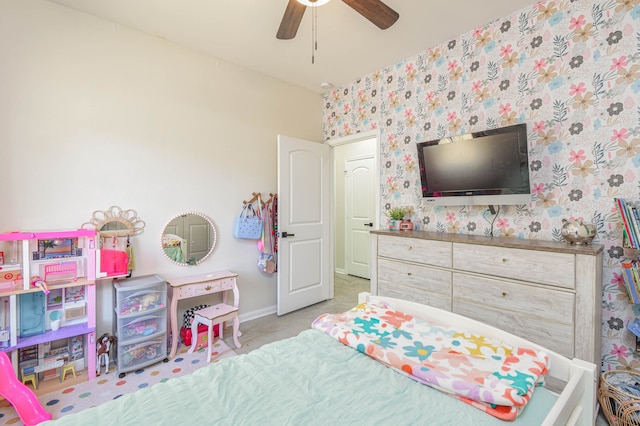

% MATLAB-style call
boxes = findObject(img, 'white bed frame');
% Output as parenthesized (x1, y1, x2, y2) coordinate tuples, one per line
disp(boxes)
(359, 292, 598, 426)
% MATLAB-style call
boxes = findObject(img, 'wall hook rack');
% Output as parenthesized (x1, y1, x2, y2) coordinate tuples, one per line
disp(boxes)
(243, 192, 261, 205)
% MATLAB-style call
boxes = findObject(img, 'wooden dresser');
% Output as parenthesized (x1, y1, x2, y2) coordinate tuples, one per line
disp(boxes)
(370, 230, 603, 366)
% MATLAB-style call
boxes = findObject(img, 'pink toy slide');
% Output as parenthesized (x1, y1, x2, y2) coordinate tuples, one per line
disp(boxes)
(0, 351, 51, 425)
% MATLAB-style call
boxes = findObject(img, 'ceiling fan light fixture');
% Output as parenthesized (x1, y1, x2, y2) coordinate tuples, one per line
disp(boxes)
(296, 0, 330, 7)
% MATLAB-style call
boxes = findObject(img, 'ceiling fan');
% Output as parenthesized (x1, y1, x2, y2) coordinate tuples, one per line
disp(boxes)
(276, 0, 399, 40)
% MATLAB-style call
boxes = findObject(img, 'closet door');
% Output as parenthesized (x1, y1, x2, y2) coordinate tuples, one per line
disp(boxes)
(183, 214, 211, 261)
(345, 155, 375, 279)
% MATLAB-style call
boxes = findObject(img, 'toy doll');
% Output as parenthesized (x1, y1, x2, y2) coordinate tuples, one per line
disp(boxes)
(30, 276, 49, 294)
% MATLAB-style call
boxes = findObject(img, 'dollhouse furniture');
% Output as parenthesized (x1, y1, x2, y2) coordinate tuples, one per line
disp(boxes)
(188, 303, 240, 362)
(166, 270, 239, 359)
(18, 291, 46, 337)
(0, 229, 98, 383)
(20, 366, 37, 390)
(0, 351, 51, 425)
(34, 358, 64, 382)
(113, 274, 167, 378)
(61, 355, 77, 381)
(39, 293, 598, 425)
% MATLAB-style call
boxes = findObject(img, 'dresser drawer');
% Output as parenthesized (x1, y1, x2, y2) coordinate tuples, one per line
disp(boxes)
(117, 337, 166, 371)
(378, 235, 451, 268)
(377, 258, 451, 310)
(117, 313, 167, 344)
(219, 278, 235, 291)
(452, 243, 575, 289)
(452, 273, 574, 357)
(114, 274, 166, 317)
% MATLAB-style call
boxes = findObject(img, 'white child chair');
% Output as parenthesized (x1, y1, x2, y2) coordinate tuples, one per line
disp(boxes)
(188, 303, 241, 362)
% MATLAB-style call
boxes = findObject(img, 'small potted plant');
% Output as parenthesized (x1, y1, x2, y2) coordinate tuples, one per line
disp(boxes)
(386, 207, 406, 230)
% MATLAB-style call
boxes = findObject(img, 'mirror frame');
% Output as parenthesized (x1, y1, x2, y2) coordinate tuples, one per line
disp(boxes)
(82, 206, 146, 237)
(160, 211, 217, 266)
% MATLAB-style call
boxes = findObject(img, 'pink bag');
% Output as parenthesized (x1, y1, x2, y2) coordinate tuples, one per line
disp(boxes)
(100, 249, 129, 277)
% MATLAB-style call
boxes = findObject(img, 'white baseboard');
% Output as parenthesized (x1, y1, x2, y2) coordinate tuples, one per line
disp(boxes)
(238, 304, 277, 323)
(238, 269, 347, 323)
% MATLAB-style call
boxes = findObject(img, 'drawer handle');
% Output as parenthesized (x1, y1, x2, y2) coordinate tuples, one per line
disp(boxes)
(204, 285, 212, 291)
(502, 258, 507, 262)
(407, 246, 413, 251)
(502, 292, 507, 297)
(407, 272, 412, 276)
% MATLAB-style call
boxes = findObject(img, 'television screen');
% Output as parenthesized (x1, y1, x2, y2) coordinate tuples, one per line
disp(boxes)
(37, 238, 78, 259)
(417, 123, 530, 206)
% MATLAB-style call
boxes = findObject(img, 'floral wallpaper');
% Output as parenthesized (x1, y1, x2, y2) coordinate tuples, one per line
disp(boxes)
(322, 0, 640, 372)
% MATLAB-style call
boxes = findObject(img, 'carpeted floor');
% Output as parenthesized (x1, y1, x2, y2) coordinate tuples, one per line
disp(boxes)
(0, 340, 236, 425)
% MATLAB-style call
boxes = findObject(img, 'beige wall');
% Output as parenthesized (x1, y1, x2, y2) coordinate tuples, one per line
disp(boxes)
(0, 0, 321, 333)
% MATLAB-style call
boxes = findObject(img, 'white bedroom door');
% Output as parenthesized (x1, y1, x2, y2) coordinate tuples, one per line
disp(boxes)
(277, 135, 332, 315)
(345, 155, 375, 279)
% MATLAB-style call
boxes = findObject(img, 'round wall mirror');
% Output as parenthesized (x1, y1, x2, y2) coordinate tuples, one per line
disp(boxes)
(161, 212, 217, 266)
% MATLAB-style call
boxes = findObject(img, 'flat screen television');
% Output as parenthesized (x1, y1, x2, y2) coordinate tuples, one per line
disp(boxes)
(416, 123, 531, 206)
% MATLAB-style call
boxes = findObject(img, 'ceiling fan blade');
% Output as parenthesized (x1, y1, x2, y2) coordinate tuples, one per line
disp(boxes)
(277, 0, 307, 40)
(341, 0, 399, 30)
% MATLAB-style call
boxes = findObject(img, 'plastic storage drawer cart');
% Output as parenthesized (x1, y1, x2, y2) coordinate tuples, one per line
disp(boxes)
(113, 274, 168, 377)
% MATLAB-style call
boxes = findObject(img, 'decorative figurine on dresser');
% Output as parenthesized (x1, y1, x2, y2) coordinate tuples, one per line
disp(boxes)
(112, 274, 168, 378)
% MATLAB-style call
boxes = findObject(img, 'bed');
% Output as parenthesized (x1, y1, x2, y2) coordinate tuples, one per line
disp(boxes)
(42, 293, 597, 425)
(161, 234, 187, 263)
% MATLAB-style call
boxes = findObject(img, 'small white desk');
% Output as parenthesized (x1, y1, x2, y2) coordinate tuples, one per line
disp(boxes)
(166, 270, 239, 359)
(34, 360, 64, 373)
(33, 358, 65, 384)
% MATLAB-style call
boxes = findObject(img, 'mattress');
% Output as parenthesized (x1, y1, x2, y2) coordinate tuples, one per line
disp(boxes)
(43, 329, 557, 425)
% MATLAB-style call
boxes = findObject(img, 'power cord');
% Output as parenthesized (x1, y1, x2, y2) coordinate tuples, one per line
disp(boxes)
(483, 205, 500, 236)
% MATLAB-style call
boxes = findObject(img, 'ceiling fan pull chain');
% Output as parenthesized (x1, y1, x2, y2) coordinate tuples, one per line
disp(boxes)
(311, 3, 317, 64)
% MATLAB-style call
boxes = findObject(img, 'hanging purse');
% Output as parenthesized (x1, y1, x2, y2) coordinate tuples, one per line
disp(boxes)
(233, 203, 263, 239)
(258, 200, 277, 274)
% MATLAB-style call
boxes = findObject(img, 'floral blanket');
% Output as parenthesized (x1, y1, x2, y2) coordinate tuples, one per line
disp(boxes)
(311, 301, 549, 421)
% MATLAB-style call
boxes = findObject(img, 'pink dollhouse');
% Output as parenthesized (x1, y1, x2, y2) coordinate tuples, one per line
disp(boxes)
(0, 229, 98, 387)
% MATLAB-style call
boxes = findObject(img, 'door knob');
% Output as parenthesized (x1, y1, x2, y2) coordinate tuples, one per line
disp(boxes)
(281, 231, 295, 238)
(364, 223, 373, 227)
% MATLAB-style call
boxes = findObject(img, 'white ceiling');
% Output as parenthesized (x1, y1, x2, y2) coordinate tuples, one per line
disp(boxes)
(47, 0, 539, 93)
